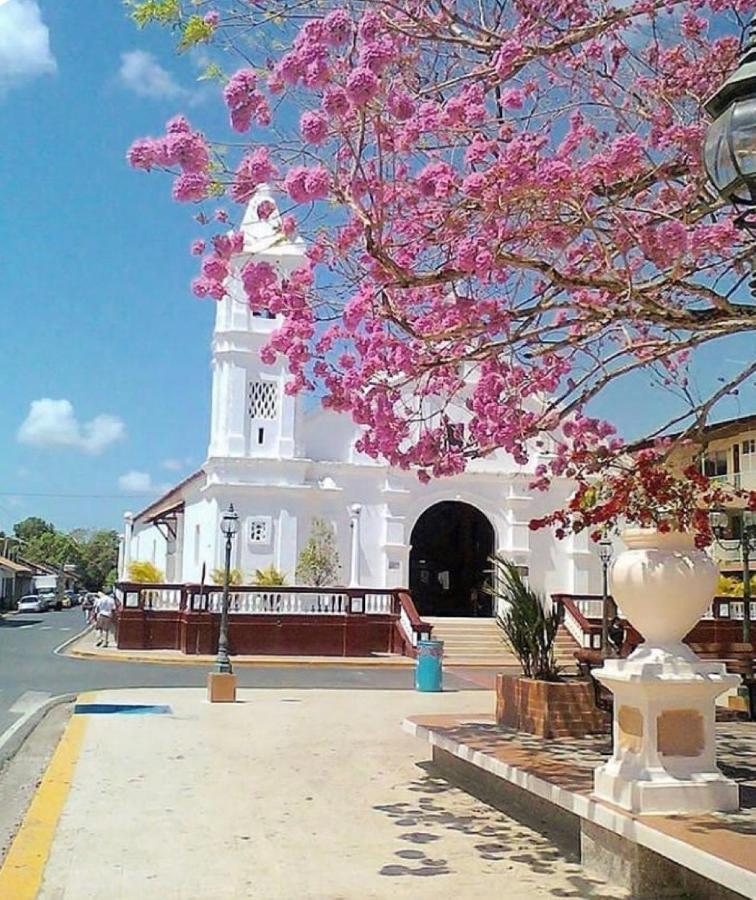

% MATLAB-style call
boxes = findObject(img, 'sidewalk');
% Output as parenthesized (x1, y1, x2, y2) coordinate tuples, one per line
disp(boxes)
(0, 687, 627, 900)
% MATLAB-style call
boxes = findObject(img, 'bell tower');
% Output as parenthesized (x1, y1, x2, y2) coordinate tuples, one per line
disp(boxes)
(207, 187, 306, 461)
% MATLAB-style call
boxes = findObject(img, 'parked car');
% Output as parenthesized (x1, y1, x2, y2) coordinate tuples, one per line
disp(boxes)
(17, 595, 47, 613)
(38, 591, 61, 611)
(61, 590, 79, 608)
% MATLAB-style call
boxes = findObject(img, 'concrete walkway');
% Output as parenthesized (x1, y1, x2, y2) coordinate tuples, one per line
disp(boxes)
(3, 687, 626, 899)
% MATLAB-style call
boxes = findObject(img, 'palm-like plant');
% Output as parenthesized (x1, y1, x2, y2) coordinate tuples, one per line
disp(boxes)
(252, 564, 287, 586)
(486, 554, 561, 682)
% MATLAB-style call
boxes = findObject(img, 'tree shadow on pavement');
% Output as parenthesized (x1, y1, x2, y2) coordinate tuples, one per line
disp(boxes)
(372, 764, 625, 897)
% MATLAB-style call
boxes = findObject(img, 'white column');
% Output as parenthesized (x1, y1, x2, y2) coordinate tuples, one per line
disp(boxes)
(349, 504, 362, 587)
(122, 513, 134, 579)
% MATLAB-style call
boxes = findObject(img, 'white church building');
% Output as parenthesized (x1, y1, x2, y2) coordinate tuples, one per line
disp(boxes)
(121, 191, 604, 617)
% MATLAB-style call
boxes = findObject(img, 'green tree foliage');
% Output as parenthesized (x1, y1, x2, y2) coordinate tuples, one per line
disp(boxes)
(487, 555, 561, 682)
(252, 564, 287, 586)
(13, 516, 55, 544)
(210, 567, 243, 586)
(14, 518, 119, 592)
(128, 561, 164, 583)
(296, 518, 341, 587)
(77, 531, 120, 592)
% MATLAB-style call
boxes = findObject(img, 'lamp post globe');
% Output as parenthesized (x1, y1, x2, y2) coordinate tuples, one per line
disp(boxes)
(704, 23, 756, 240)
(216, 502, 239, 674)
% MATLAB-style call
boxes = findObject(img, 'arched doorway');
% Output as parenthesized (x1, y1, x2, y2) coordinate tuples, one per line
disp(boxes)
(409, 501, 495, 616)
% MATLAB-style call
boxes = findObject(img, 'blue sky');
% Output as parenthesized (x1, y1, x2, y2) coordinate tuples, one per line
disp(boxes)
(0, 0, 753, 536)
(0, 0, 223, 534)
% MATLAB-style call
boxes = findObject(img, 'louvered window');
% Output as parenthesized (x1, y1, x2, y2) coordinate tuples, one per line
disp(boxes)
(248, 381, 277, 420)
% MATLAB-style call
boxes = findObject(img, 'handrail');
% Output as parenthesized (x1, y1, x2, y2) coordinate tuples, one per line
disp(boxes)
(396, 590, 432, 649)
(554, 596, 602, 650)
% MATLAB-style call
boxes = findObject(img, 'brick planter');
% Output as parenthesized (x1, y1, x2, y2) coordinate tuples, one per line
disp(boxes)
(496, 674, 608, 738)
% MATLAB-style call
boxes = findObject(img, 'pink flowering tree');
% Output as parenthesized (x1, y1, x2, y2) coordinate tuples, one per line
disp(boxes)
(128, 0, 756, 541)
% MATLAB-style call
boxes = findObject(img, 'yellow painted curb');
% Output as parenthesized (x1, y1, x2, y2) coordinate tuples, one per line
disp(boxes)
(0, 692, 95, 899)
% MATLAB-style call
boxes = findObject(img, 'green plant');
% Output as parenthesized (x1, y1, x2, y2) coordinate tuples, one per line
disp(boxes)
(486, 554, 561, 682)
(127, 560, 164, 583)
(210, 567, 243, 586)
(252, 564, 287, 586)
(717, 574, 756, 597)
(296, 518, 340, 587)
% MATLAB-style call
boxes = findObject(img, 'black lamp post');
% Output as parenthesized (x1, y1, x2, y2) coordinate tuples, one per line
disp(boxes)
(598, 538, 614, 657)
(216, 503, 239, 674)
(709, 506, 756, 644)
(704, 21, 756, 257)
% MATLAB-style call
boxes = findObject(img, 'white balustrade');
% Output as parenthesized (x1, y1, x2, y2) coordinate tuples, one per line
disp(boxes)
(203, 589, 350, 615)
(142, 588, 181, 610)
(364, 593, 394, 614)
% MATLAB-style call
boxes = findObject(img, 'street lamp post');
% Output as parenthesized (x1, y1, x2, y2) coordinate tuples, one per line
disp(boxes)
(598, 538, 614, 657)
(215, 503, 239, 674)
(704, 20, 756, 278)
(709, 507, 756, 645)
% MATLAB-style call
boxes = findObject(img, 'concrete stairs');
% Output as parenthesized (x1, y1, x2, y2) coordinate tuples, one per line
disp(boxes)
(424, 617, 580, 669)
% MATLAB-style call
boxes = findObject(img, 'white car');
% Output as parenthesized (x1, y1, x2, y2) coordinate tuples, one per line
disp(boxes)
(17, 595, 48, 613)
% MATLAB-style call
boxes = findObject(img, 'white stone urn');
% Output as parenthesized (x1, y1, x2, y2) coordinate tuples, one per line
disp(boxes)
(610, 528, 718, 655)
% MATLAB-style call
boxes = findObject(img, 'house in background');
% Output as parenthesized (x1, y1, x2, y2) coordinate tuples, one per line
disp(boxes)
(0, 555, 33, 610)
(664, 413, 756, 579)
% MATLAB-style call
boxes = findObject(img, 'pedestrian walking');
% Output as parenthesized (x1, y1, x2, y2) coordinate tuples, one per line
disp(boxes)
(82, 593, 94, 625)
(94, 593, 118, 648)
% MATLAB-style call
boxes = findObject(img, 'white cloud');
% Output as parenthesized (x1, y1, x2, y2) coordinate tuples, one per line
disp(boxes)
(17, 399, 125, 454)
(118, 470, 153, 493)
(118, 50, 184, 99)
(161, 456, 192, 471)
(117, 470, 171, 494)
(0, 0, 56, 94)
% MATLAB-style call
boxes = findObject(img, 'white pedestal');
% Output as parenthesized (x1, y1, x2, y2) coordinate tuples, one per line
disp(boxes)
(593, 644, 740, 815)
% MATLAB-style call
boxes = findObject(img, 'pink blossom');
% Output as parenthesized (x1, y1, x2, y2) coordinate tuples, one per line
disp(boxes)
(215, 209, 228, 223)
(282, 215, 297, 237)
(322, 9, 352, 46)
(127, 139, 156, 171)
(166, 115, 191, 134)
(304, 167, 331, 199)
(241, 260, 278, 305)
(323, 86, 350, 116)
(191, 276, 225, 300)
(202, 254, 228, 281)
(231, 147, 277, 203)
(256, 200, 276, 220)
(190, 239, 206, 256)
(284, 165, 331, 202)
(345, 67, 379, 106)
(204, 10, 220, 27)
(172, 172, 209, 202)
(387, 91, 414, 121)
(300, 110, 329, 144)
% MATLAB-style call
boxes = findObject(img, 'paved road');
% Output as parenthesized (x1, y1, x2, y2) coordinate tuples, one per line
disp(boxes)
(0, 608, 485, 736)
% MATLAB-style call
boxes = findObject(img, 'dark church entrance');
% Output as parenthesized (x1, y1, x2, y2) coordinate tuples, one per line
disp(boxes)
(409, 501, 495, 616)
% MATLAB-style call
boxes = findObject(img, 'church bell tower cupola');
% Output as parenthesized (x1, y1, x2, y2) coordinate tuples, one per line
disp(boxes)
(208, 186, 306, 461)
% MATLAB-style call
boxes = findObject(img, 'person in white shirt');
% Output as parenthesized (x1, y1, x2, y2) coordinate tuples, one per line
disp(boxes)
(94, 593, 117, 648)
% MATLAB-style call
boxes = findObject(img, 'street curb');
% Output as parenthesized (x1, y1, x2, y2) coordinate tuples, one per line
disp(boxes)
(52, 624, 93, 656)
(64, 645, 417, 667)
(0, 694, 77, 769)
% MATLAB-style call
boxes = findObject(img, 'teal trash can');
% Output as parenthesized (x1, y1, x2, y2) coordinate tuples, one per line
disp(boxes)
(415, 640, 444, 692)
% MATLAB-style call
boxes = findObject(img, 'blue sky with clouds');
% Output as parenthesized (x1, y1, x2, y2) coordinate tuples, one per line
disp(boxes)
(0, 0, 754, 536)
(0, 0, 225, 533)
